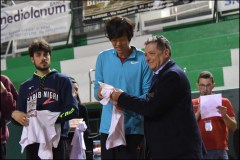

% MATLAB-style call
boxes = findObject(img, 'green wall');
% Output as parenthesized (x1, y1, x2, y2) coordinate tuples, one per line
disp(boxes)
(154, 18, 239, 91)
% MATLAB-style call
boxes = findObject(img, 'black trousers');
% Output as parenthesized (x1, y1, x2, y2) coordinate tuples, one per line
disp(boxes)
(25, 138, 69, 159)
(1, 143, 6, 160)
(100, 133, 144, 159)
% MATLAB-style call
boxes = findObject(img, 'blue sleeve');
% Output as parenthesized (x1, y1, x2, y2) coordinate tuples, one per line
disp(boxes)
(94, 54, 103, 101)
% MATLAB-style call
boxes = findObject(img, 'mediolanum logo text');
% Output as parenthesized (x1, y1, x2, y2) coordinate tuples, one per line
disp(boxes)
(1, 3, 67, 31)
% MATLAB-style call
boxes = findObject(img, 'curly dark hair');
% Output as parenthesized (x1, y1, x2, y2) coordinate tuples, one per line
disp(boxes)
(28, 38, 52, 57)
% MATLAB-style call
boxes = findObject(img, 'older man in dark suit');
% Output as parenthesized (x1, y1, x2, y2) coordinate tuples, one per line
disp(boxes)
(111, 35, 206, 159)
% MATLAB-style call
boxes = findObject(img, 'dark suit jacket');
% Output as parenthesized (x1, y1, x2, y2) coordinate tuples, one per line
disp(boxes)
(118, 60, 206, 159)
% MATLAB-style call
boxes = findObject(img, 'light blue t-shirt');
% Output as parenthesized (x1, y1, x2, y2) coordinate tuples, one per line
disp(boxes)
(94, 46, 153, 134)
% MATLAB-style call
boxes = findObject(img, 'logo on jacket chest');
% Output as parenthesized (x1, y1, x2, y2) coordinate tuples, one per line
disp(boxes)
(27, 90, 59, 102)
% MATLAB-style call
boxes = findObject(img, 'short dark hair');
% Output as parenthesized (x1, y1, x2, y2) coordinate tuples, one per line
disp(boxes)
(197, 71, 214, 83)
(69, 77, 82, 104)
(105, 16, 134, 42)
(28, 38, 52, 57)
(144, 35, 171, 56)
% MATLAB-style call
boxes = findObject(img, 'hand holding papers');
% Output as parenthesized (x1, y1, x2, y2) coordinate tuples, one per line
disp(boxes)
(200, 94, 222, 119)
(216, 105, 228, 117)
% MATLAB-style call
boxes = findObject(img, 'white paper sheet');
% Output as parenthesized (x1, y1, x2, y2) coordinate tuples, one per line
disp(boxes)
(200, 94, 222, 119)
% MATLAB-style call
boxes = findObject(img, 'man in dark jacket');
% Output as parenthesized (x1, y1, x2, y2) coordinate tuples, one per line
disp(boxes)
(11, 38, 78, 159)
(111, 35, 206, 159)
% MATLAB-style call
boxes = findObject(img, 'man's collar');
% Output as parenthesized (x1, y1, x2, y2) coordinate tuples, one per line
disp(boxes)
(154, 59, 171, 74)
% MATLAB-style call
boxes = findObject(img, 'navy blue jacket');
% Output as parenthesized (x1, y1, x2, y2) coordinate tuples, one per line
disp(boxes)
(118, 60, 206, 159)
(14, 69, 78, 137)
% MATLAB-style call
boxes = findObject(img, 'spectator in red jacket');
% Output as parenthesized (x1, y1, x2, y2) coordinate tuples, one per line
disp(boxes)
(1, 74, 18, 159)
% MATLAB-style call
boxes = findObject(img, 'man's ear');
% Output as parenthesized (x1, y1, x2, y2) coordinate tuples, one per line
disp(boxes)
(164, 48, 170, 57)
(196, 83, 200, 90)
(212, 83, 216, 88)
(31, 57, 34, 63)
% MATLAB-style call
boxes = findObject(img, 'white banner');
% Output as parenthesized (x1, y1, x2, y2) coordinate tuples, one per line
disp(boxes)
(218, 0, 239, 12)
(1, 1, 71, 43)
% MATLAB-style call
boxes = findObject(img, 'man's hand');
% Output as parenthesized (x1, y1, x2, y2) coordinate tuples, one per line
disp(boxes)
(217, 105, 237, 132)
(111, 88, 123, 102)
(11, 110, 29, 126)
(217, 106, 227, 117)
(193, 104, 201, 120)
(98, 87, 103, 99)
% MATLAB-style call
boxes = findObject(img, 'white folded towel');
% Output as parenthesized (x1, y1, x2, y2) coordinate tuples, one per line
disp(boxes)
(106, 106, 126, 150)
(99, 82, 126, 150)
(19, 110, 61, 159)
(70, 121, 87, 159)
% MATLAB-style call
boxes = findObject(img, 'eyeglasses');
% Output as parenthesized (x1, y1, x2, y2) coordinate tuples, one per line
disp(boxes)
(198, 84, 212, 89)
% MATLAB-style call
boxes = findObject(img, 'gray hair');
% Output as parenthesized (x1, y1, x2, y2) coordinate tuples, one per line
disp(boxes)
(145, 35, 171, 56)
